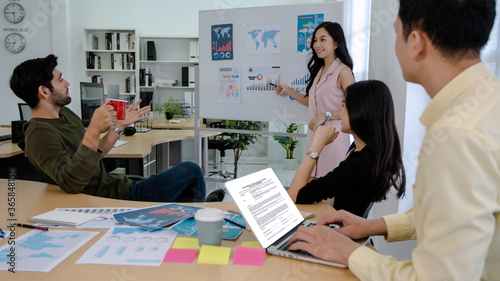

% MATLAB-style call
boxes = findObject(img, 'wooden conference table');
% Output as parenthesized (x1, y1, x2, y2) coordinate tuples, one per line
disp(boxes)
(0, 180, 361, 281)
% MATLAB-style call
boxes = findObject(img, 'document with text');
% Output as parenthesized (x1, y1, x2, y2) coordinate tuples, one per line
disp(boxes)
(225, 168, 303, 248)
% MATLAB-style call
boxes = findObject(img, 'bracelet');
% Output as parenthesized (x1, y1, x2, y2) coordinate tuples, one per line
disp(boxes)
(112, 125, 124, 136)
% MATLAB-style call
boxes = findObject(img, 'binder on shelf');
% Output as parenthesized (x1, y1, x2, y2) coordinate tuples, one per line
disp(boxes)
(127, 33, 135, 50)
(147, 41, 156, 61)
(112, 33, 117, 50)
(86, 52, 97, 69)
(182, 66, 189, 87)
(189, 66, 195, 87)
(86, 34, 92, 50)
(189, 41, 198, 61)
(119, 33, 127, 50)
(105, 33, 113, 50)
(130, 75, 136, 93)
(93, 35, 98, 50)
(111, 53, 123, 70)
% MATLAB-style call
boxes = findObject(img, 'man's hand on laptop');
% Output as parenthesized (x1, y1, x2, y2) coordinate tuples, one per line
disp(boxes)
(288, 225, 360, 266)
(317, 210, 388, 239)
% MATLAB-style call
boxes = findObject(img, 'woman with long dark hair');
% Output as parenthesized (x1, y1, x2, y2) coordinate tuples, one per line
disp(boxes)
(287, 80, 405, 217)
(276, 22, 355, 179)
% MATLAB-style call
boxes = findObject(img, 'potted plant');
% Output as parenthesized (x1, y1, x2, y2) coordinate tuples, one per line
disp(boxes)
(273, 123, 303, 170)
(220, 120, 266, 178)
(159, 97, 181, 119)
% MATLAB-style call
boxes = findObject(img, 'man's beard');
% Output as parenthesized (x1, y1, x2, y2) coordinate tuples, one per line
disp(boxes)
(51, 90, 71, 106)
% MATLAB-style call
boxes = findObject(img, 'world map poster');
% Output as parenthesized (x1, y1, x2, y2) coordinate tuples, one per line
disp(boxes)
(246, 26, 281, 54)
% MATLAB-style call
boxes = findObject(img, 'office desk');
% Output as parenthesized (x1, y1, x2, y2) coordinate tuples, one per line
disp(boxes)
(148, 116, 203, 129)
(107, 130, 220, 176)
(0, 179, 360, 281)
(0, 128, 21, 158)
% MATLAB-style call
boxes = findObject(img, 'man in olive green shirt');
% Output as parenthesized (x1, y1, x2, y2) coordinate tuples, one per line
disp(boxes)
(10, 54, 207, 202)
(288, 1, 500, 280)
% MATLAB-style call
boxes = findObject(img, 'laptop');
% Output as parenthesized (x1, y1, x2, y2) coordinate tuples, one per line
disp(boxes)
(225, 167, 347, 268)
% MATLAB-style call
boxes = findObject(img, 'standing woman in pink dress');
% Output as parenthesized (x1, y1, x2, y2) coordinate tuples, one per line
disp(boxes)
(276, 22, 355, 179)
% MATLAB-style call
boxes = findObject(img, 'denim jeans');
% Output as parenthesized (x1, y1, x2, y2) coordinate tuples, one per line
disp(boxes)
(126, 161, 206, 202)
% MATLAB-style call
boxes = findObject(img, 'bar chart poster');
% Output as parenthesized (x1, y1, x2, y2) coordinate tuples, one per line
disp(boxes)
(246, 65, 281, 92)
(297, 13, 324, 53)
(212, 24, 233, 61)
(288, 61, 309, 100)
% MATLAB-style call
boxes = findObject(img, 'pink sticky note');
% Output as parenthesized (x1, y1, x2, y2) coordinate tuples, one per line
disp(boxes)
(232, 245, 266, 266)
(163, 248, 198, 264)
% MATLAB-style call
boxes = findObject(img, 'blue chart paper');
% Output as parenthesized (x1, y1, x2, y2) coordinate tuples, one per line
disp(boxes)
(171, 214, 247, 240)
(0, 230, 98, 272)
(212, 23, 233, 60)
(77, 227, 176, 266)
(113, 204, 202, 231)
(297, 14, 324, 53)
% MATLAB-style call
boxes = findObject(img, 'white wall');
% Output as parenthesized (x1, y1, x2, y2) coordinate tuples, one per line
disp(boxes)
(0, 0, 57, 125)
(0, 0, 325, 125)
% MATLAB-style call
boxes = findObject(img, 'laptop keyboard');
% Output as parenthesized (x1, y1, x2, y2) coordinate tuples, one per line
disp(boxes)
(278, 241, 313, 256)
(277, 221, 316, 256)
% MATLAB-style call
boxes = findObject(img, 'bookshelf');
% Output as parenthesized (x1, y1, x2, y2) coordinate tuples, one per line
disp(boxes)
(84, 29, 138, 100)
(137, 36, 199, 116)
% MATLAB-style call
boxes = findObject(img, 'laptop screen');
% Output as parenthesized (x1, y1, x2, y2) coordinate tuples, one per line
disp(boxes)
(225, 168, 304, 248)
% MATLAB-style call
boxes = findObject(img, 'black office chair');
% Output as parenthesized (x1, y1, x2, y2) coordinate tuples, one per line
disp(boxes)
(18, 103, 31, 120)
(207, 122, 234, 179)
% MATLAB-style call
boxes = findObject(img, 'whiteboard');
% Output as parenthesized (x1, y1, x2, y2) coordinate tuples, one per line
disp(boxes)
(198, 2, 344, 123)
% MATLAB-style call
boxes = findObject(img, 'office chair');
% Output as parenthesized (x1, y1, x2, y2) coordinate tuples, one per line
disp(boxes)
(207, 122, 234, 179)
(18, 103, 31, 120)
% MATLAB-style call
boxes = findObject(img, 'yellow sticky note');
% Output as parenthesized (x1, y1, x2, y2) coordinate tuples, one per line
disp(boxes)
(241, 241, 262, 248)
(172, 237, 200, 249)
(197, 245, 231, 265)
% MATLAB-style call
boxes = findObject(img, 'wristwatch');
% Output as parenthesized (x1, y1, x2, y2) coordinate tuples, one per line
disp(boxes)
(325, 111, 332, 120)
(306, 151, 319, 160)
(112, 125, 124, 136)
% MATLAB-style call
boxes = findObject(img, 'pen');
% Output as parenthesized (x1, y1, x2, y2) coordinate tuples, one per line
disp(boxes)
(269, 82, 277, 87)
(224, 218, 247, 229)
(16, 223, 50, 231)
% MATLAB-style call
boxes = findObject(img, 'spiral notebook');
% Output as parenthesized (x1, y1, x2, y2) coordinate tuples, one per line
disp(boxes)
(29, 210, 100, 227)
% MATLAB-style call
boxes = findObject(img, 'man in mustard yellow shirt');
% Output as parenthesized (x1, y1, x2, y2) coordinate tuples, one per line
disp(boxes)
(288, 0, 500, 280)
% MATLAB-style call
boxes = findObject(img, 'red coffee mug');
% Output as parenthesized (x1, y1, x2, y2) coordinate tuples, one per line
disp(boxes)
(107, 99, 127, 120)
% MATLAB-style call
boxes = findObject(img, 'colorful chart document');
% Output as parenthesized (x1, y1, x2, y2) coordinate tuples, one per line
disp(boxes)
(0, 230, 98, 272)
(77, 226, 176, 266)
(246, 26, 281, 54)
(113, 203, 202, 231)
(297, 14, 324, 53)
(212, 23, 233, 61)
(218, 67, 241, 104)
(246, 65, 281, 92)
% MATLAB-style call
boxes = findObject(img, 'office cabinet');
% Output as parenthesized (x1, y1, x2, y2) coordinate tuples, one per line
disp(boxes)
(84, 29, 138, 101)
(137, 36, 198, 116)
